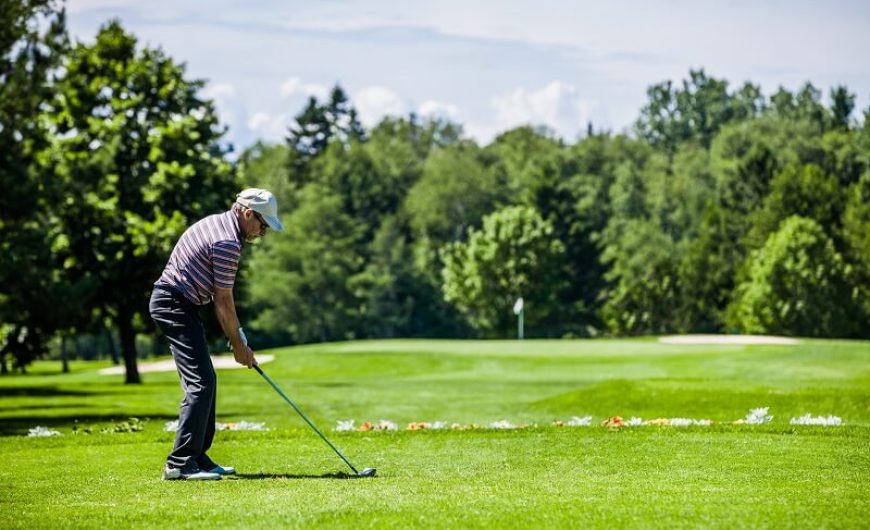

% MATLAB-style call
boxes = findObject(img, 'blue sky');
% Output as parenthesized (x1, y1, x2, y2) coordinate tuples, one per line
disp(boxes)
(66, 0, 870, 151)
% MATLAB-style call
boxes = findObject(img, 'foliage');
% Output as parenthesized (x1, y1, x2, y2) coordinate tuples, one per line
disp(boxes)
(600, 219, 682, 334)
(729, 216, 861, 337)
(635, 69, 765, 152)
(285, 86, 364, 188)
(441, 206, 566, 337)
(745, 163, 843, 250)
(42, 21, 236, 381)
(5, 12, 870, 366)
(246, 185, 364, 344)
(0, 0, 69, 372)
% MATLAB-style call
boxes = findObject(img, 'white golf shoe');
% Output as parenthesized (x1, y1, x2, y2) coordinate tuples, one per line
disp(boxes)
(162, 465, 221, 481)
(206, 464, 236, 476)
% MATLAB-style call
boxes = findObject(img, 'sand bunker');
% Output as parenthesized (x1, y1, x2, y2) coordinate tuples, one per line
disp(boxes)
(98, 354, 275, 375)
(658, 334, 799, 345)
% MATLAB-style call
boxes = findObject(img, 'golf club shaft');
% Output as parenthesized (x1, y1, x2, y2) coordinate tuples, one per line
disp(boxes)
(254, 365, 360, 474)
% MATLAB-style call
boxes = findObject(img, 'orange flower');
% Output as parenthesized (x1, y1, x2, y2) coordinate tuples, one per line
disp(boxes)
(359, 421, 372, 431)
(601, 416, 624, 427)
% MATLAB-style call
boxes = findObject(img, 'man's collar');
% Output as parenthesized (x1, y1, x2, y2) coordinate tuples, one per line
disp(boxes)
(227, 209, 244, 245)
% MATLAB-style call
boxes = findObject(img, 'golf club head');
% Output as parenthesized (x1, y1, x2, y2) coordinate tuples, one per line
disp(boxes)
(357, 467, 377, 478)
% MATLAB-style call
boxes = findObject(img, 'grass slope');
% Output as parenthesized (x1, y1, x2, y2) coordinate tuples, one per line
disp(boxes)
(0, 338, 868, 528)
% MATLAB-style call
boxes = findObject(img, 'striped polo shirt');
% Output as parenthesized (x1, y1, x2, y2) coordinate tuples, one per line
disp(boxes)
(156, 210, 244, 305)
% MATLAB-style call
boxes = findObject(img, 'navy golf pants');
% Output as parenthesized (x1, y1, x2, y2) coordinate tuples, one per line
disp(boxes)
(149, 285, 216, 470)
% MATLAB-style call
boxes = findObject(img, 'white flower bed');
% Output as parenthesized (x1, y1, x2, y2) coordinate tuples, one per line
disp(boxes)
(216, 421, 268, 431)
(163, 420, 269, 432)
(790, 414, 842, 426)
(566, 416, 593, 426)
(744, 407, 773, 425)
(28, 426, 61, 437)
(321, 407, 844, 432)
(336, 419, 356, 432)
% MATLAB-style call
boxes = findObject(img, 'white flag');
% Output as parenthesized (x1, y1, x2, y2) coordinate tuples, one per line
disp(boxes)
(513, 297, 524, 315)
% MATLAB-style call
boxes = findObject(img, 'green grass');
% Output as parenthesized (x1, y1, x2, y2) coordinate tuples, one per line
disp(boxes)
(1, 338, 868, 528)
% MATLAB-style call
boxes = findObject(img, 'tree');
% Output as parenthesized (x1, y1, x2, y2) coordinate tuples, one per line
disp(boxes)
(600, 219, 682, 335)
(678, 205, 736, 332)
(703, 121, 781, 308)
(769, 83, 828, 132)
(441, 206, 565, 337)
(842, 171, 870, 321)
(44, 21, 236, 383)
(348, 216, 417, 338)
(635, 69, 763, 154)
(349, 214, 468, 338)
(405, 143, 500, 290)
(644, 144, 714, 242)
(313, 140, 394, 241)
(745, 163, 843, 250)
(238, 141, 292, 206)
(0, 0, 70, 372)
(729, 216, 860, 337)
(828, 86, 855, 131)
(544, 134, 652, 334)
(819, 128, 864, 188)
(843, 172, 870, 264)
(484, 126, 563, 203)
(285, 85, 364, 188)
(246, 185, 364, 344)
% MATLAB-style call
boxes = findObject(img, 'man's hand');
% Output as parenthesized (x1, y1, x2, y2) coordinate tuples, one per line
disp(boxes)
(232, 343, 258, 368)
(214, 286, 256, 368)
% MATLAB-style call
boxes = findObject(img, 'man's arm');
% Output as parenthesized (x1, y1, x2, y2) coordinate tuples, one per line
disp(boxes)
(214, 286, 257, 368)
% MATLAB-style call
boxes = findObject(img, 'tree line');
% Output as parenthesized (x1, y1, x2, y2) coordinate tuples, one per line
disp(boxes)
(240, 75, 869, 346)
(2, 2, 869, 381)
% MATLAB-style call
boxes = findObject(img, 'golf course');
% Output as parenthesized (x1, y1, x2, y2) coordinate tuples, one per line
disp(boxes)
(1, 338, 867, 528)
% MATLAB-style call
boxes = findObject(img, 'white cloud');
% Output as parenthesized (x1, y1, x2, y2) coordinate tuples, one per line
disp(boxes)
(280, 77, 330, 100)
(202, 82, 236, 99)
(246, 111, 289, 141)
(63, 1, 870, 149)
(491, 81, 592, 140)
(66, 0, 134, 14)
(247, 112, 272, 130)
(353, 86, 408, 126)
(201, 82, 246, 143)
(461, 121, 502, 146)
(417, 100, 460, 121)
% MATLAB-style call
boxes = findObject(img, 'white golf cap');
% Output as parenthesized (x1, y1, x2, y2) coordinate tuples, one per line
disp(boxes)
(236, 188, 284, 232)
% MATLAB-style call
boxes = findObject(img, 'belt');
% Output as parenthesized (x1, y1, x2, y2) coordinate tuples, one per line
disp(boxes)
(154, 283, 194, 305)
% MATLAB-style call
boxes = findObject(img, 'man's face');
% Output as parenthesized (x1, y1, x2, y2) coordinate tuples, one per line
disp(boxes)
(244, 209, 268, 242)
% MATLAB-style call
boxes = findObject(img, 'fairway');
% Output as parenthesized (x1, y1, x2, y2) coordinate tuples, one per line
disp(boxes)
(1, 339, 868, 529)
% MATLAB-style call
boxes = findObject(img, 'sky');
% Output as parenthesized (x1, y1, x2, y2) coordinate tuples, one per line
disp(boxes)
(65, 0, 870, 152)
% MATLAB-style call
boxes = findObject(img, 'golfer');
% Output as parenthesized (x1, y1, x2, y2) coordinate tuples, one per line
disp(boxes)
(150, 188, 284, 480)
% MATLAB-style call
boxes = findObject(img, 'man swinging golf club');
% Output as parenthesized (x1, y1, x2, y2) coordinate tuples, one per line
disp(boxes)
(150, 188, 283, 480)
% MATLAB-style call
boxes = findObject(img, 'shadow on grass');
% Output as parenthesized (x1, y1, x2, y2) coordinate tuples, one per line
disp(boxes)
(0, 386, 99, 397)
(0, 413, 180, 436)
(233, 471, 376, 480)
(313, 382, 353, 388)
(0, 403, 83, 413)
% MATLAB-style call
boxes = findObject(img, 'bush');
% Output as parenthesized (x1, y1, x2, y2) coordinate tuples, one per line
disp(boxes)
(729, 216, 861, 337)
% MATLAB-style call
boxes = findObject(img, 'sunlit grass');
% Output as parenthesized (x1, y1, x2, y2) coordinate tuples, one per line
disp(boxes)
(0, 338, 867, 528)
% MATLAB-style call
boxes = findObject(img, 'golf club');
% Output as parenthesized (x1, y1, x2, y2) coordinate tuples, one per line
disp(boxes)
(253, 364, 376, 478)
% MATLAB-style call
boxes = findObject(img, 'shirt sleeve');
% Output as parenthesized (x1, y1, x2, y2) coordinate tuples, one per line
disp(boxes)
(212, 240, 242, 289)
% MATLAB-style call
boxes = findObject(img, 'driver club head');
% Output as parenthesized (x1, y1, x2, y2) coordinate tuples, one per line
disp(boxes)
(357, 467, 377, 478)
